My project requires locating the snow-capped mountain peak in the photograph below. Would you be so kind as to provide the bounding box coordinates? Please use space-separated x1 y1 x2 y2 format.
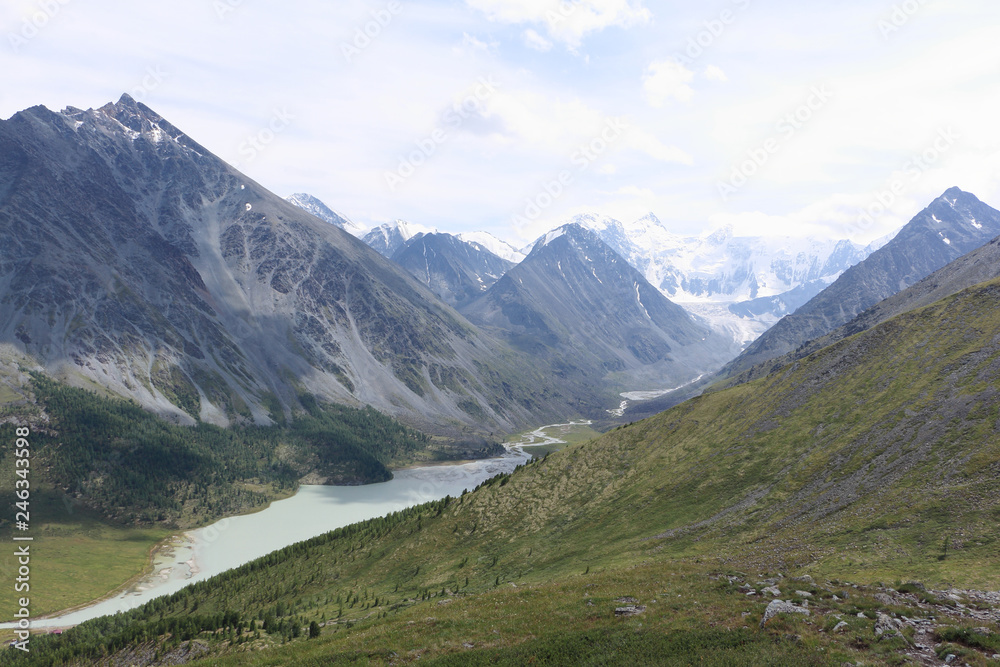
539 226 569 248
392 219 434 241
286 193 367 236
535 213 633 260
361 219 437 257
704 224 734 246
527 212 883 349
628 212 666 233
456 231 525 263
567 212 621 232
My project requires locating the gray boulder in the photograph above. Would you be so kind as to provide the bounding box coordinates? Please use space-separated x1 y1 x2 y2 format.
615 605 646 617
874 612 903 639
760 600 809 628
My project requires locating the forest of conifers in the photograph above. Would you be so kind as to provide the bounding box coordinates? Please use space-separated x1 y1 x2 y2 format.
0 374 430 527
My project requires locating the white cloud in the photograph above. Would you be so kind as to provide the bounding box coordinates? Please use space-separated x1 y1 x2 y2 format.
706 22 1000 219
7 0 1000 247
458 32 496 54
612 185 656 198
484 88 606 150
479 87 692 166
642 60 694 107
704 65 728 82
465 0 651 49
523 28 553 52
625 127 693 165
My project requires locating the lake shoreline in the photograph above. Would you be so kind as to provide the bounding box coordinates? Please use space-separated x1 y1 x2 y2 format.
3 421 596 631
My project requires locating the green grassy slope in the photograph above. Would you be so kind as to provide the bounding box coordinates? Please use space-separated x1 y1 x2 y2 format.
10 277 1000 665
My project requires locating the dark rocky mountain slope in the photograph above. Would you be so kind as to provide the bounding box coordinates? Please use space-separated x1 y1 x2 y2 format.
0 96 570 434
390 232 514 309
722 187 1000 377
721 232 1000 386
460 224 739 394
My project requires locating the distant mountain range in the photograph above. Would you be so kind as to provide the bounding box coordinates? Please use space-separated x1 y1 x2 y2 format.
563 212 889 346
722 187 1000 378
354 218 525 264
291 206 739 395
8 94 997 440
354 219 738 397
361 219 434 257
290 197 888 348
455 231 526 263
390 233 515 309
1 96 750 435
459 223 739 393
720 230 1000 388
0 95 584 434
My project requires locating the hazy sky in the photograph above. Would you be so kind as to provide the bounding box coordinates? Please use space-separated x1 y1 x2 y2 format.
2 0 998 245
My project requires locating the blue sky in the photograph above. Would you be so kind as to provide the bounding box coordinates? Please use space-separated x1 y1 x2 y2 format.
2 0 998 245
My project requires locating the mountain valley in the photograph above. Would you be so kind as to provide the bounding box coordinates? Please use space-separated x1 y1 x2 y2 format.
0 96 590 439
297 199 892 352
9 237 1000 666
3 95 1000 667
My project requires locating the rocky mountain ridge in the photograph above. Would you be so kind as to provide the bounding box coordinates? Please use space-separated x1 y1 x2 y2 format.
0 95 573 434
460 223 739 395
390 233 515 309
285 193 367 236
720 231 1000 387
722 186 1000 377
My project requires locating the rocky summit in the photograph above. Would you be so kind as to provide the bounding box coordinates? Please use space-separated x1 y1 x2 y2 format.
722 187 1000 377
460 223 739 394
0 95 572 434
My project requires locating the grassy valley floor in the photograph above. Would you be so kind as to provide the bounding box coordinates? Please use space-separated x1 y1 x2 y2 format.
0 494 170 621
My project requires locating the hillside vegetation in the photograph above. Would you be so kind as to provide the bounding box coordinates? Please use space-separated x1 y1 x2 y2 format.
1 374 432 526
0 370 437 618
9 277 1000 665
